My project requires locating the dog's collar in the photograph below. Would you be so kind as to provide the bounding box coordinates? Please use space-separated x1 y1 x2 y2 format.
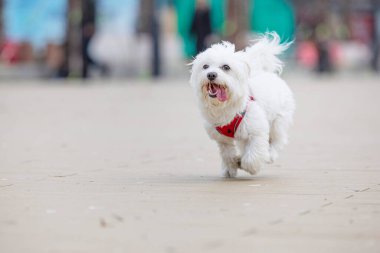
215 96 254 138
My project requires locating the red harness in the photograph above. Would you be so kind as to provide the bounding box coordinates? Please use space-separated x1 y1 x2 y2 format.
215 96 254 138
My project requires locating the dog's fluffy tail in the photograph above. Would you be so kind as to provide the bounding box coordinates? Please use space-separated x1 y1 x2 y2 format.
244 32 292 74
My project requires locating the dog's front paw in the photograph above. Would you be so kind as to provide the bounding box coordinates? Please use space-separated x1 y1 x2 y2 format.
221 160 239 178
221 167 237 178
268 147 279 164
241 155 262 175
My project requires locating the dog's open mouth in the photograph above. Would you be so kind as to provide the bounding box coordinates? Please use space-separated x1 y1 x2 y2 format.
207 83 228 102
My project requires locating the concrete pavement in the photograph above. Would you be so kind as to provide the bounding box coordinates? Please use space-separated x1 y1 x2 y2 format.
0 75 380 253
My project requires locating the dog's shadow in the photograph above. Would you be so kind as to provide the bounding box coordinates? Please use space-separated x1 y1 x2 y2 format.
134 173 280 186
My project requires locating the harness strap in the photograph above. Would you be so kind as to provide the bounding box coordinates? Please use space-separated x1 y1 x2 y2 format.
215 96 254 138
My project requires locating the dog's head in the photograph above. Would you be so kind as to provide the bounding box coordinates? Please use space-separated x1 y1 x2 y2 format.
189 42 250 107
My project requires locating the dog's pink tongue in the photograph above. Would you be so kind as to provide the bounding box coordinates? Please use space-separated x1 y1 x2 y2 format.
216 87 227 102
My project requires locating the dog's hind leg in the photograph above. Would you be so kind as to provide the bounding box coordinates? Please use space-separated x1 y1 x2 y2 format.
268 115 291 163
217 142 240 178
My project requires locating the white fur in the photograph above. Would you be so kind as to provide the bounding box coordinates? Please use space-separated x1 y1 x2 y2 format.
189 32 295 177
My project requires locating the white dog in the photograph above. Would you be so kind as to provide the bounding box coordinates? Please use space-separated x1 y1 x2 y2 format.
189 32 295 177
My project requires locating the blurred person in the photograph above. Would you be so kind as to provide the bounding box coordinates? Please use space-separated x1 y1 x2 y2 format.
46 43 65 78
372 0 380 72
81 0 109 78
314 20 333 73
136 0 161 77
190 0 212 54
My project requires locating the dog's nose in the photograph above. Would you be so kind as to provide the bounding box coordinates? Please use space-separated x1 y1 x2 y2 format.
207 72 217 81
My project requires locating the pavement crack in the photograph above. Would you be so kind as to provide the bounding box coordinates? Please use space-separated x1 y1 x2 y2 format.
269 218 283 225
298 209 311 216
0 184 13 188
112 213 124 222
321 202 333 207
241 228 257 236
52 173 77 178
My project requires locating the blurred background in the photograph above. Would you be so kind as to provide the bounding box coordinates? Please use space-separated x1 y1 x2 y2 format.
0 0 379 79
1 2 380 251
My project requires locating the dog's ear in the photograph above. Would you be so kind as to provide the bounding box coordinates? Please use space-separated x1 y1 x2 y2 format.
187 58 196 86
189 70 195 87
243 60 251 78
189 65 197 87
186 57 195 67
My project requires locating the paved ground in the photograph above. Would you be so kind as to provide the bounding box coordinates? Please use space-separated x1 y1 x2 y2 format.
0 75 380 253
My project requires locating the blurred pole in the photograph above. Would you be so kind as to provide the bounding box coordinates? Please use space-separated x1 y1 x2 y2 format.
315 0 332 73
62 0 83 78
151 0 161 77
137 0 161 78
226 0 249 50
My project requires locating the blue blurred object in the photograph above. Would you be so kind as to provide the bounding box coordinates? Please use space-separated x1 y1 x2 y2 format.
250 0 295 43
97 0 138 35
3 0 67 50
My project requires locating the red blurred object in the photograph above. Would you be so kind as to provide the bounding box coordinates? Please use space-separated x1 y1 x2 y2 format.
296 41 318 68
350 13 374 44
0 41 22 64
329 41 342 66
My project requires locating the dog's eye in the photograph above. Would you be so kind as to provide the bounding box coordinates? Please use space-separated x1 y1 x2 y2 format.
203 64 209 70
221 64 230 71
